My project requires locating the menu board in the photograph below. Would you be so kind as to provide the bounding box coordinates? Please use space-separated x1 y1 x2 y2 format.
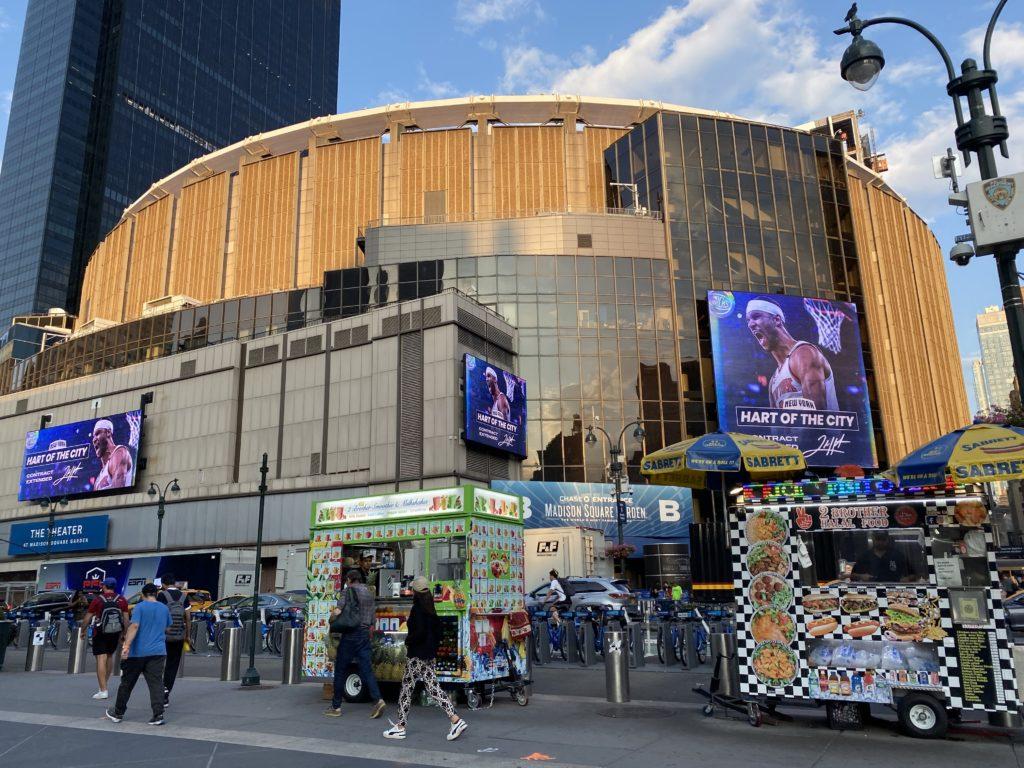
953 628 1002 708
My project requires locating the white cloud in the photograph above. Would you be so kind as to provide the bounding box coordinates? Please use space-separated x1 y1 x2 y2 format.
499 0 866 126
455 0 542 30
374 66 465 105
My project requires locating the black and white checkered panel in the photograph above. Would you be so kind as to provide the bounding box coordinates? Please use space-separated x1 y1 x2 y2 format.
733 513 810 700
937 523 1020 711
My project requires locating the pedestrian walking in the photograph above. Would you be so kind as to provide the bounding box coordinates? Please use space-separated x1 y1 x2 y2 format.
324 569 386 719
156 573 190 707
382 577 467 741
105 583 171 726
81 577 128 700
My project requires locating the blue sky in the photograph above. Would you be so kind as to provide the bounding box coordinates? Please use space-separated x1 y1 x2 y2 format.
1 0 1022 412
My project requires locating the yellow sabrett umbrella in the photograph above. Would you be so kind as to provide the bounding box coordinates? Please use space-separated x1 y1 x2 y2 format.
640 431 806 488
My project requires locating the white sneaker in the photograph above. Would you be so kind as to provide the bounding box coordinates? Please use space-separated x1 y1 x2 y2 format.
446 718 468 741
92 691 109 700
383 720 406 739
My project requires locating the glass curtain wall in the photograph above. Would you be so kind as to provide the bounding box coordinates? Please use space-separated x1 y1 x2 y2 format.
606 112 885 466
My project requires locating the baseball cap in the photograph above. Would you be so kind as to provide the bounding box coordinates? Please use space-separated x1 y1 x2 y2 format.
410 576 430 593
141 583 159 596
102 577 117 589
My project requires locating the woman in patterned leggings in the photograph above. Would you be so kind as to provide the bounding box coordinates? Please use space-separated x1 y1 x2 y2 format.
383 577 468 741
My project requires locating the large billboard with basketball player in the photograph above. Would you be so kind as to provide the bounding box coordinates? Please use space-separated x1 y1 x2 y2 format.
707 290 876 468
19 410 143 501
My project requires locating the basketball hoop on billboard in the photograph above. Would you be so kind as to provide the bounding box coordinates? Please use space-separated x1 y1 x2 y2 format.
803 298 846 354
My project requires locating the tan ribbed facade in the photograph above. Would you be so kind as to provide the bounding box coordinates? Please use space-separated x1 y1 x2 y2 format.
70 96 967 461
847 167 970 460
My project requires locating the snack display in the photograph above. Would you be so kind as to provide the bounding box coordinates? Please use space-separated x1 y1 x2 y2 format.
807 617 839 637
844 620 880 638
751 608 796 643
840 593 878 614
746 509 789 545
747 541 791 577
801 593 839 614
749 573 793 610
954 499 987 527
752 641 798 687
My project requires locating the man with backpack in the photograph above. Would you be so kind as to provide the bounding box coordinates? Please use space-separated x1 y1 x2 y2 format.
106 583 171 726
82 577 129 700
156 573 190 707
545 569 573 624
324 569 385 719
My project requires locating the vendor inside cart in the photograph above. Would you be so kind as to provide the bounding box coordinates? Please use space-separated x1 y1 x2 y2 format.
798 529 929 585
337 537 467 599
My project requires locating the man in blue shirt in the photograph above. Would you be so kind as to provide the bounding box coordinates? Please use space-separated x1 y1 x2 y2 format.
105 583 171 726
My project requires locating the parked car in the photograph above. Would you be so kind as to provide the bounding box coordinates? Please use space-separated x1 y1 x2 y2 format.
1005 591 1024 633
206 592 304 623
126 587 215 615
9 590 75 622
525 577 637 616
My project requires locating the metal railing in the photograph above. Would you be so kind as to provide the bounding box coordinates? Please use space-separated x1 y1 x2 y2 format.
361 205 663 233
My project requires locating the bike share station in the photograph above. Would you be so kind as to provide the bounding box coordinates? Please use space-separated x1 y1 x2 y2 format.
303 486 531 709
698 477 1022 737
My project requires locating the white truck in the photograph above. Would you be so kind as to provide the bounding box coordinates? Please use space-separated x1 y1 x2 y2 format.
524 526 612 592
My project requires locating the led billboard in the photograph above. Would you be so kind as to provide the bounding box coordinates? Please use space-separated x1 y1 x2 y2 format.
20 410 143 501
464 354 527 458
708 290 876 468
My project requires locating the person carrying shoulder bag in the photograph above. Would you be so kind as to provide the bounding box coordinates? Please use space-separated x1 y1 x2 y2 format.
324 569 385 719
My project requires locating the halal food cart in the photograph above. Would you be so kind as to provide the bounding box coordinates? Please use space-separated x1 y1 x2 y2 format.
303 485 530 708
727 477 1020 737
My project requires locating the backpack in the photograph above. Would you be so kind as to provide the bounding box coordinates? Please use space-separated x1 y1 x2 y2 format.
330 586 361 633
99 597 125 635
557 578 576 599
163 590 186 641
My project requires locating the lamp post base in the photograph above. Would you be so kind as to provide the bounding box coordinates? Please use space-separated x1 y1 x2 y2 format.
240 667 261 687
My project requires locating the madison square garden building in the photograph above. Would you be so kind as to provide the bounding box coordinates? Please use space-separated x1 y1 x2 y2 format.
0 96 968 589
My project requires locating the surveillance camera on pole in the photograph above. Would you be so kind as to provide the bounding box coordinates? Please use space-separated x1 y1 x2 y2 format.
950 240 976 267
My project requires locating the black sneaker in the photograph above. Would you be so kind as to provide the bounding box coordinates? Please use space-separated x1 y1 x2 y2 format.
148 715 165 726
105 709 122 723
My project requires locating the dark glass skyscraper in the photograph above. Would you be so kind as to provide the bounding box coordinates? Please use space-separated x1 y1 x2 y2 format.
0 0 340 327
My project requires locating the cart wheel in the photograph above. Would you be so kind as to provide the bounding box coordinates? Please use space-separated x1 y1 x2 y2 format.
897 693 947 739
747 703 762 728
342 671 370 703
702 703 715 717
466 687 483 711
514 689 529 707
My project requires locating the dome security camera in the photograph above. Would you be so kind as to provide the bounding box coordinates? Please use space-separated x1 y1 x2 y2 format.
949 241 975 267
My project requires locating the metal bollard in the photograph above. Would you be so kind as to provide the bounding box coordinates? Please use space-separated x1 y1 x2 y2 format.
25 626 46 671
220 626 242 681
708 632 739 697
580 621 597 667
192 620 210 653
533 621 550 665
281 627 302 684
17 619 31 647
659 623 678 665
0 620 13 670
627 623 645 668
603 628 630 703
67 629 90 674
111 644 122 676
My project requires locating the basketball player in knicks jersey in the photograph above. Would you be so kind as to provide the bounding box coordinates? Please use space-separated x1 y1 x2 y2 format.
91 418 133 489
745 297 839 411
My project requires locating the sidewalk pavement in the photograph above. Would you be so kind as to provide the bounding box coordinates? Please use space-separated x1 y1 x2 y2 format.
0 648 1022 768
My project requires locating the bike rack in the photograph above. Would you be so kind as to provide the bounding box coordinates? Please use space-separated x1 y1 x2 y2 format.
533 619 551 665
580 620 597 667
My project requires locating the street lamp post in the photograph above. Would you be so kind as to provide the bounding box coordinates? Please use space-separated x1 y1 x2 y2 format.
147 479 180 551
833 1 1024 393
241 452 269 688
585 422 646 547
38 496 69 560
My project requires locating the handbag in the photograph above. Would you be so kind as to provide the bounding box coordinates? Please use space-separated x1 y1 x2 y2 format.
329 587 361 634
508 610 532 639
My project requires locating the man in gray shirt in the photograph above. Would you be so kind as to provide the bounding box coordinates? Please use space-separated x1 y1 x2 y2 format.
325 569 385 718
